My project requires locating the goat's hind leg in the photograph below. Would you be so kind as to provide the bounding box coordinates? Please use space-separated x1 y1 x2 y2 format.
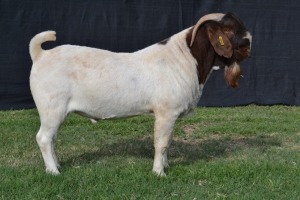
36 109 66 175
36 124 61 174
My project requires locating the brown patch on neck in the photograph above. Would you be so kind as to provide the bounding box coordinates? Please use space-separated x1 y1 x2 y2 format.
158 37 170 45
186 27 216 84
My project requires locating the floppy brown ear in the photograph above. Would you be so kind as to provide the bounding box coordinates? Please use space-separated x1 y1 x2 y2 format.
207 26 233 58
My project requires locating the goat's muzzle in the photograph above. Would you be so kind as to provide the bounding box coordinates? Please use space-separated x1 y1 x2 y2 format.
224 62 240 88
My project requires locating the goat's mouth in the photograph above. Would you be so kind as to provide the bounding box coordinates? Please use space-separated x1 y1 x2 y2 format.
224 62 240 88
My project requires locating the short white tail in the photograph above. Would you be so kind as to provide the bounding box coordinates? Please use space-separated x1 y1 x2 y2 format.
29 31 56 62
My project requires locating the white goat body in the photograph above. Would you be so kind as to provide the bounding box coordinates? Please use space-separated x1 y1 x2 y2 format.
30 30 200 119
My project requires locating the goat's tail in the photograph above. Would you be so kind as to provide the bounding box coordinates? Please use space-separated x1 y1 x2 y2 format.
29 31 56 62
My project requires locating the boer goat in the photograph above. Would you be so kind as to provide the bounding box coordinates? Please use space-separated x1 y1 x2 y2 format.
29 13 252 176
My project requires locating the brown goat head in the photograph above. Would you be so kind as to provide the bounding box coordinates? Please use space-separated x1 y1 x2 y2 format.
187 12 252 88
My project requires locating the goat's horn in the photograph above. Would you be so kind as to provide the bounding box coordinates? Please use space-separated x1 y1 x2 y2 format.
190 13 225 47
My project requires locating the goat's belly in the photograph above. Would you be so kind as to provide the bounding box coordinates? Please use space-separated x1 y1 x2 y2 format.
68 92 153 119
76 108 151 120
74 105 152 120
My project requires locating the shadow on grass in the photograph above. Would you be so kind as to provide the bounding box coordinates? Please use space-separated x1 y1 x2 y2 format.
62 135 281 167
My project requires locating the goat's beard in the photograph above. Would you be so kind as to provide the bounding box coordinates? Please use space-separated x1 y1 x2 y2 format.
224 62 241 88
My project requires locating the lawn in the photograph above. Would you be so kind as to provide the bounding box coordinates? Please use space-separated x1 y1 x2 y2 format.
1 105 300 199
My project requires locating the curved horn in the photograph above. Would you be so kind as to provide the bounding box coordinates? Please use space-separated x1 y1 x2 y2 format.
190 13 225 47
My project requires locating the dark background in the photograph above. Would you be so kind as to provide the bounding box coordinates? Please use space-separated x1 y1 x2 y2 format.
1 0 300 110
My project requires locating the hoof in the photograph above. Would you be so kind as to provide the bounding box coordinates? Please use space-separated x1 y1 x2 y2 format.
46 168 60 175
152 169 166 177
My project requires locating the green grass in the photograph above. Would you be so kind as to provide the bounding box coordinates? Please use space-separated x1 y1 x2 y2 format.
1 105 300 199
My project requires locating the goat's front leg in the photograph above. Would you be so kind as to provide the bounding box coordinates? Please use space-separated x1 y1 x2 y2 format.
152 113 177 176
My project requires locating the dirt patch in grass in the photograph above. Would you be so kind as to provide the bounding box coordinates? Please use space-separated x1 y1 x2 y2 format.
181 122 214 135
